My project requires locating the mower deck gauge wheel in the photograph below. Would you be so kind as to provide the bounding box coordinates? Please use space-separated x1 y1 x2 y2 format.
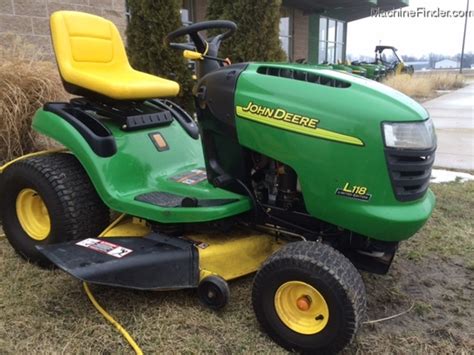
197 275 230 310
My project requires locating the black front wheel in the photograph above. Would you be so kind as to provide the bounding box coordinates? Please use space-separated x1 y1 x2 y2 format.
252 241 366 354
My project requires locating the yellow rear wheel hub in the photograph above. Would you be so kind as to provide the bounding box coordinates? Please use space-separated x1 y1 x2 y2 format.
16 188 51 241
274 281 329 335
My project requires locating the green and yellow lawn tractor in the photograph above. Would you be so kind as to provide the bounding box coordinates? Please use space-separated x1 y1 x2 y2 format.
347 65 367 78
351 61 385 81
342 62 368 78
317 63 356 76
0 12 437 354
329 63 354 74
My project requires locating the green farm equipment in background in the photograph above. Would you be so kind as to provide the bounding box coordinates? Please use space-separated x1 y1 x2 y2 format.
314 63 369 79
348 46 413 81
375 45 414 76
345 63 368 78
329 63 353 73
350 61 387 81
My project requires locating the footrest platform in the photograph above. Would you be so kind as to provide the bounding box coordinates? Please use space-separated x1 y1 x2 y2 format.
37 233 199 290
135 191 238 208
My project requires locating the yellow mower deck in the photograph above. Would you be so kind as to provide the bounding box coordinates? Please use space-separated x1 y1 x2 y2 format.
100 215 285 282
36 215 285 290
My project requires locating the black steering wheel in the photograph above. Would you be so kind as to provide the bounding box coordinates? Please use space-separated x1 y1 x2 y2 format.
165 20 237 54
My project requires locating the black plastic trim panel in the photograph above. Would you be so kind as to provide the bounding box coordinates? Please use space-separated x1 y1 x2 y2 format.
37 234 199 290
385 146 436 201
135 191 238 208
44 102 117 157
150 99 199 139
68 98 174 132
257 66 351 88
196 63 249 128
124 110 173 131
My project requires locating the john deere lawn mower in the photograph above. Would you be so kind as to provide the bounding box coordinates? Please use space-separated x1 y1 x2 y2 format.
0 11 437 353
339 62 368 78
351 61 386 81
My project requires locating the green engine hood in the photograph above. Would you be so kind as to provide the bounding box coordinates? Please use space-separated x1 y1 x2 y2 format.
234 62 434 242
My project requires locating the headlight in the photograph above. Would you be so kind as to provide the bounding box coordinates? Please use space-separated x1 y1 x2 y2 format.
383 119 437 149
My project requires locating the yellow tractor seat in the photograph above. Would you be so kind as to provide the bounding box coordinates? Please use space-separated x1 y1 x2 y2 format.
50 11 180 100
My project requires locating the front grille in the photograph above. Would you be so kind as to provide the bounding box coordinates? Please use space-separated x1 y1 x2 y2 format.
385 147 436 201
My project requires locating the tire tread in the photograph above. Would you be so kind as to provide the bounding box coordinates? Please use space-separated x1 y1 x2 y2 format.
252 241 367 354
0 153 110 264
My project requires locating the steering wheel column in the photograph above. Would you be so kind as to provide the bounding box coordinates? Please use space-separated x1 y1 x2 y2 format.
165 20 237 80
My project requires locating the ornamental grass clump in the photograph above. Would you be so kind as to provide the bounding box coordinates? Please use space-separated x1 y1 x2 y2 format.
0 37 67 164
383 73 464 99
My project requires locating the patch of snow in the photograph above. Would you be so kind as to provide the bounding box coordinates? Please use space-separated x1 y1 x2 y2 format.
430 169 474 184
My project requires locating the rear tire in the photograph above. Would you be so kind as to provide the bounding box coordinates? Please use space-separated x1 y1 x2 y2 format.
252 241 366 354
0 153 110 267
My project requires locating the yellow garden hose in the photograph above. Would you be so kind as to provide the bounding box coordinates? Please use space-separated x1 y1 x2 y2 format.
0 149 68 174
363 302 415 325
0 230 142 352
83 282 143 355
0 214 142 352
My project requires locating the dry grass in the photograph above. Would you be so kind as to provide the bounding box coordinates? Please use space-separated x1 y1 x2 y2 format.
0 37 67 164
383 73 465 99
0 181 473 354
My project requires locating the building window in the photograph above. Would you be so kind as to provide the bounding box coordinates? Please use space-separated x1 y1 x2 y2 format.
181 0 193 25
279 8 293 60
318 16 345 64
318 17 327 63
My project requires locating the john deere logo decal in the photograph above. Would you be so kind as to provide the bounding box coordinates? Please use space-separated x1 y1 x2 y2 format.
236 102 364 146
240 102 319 129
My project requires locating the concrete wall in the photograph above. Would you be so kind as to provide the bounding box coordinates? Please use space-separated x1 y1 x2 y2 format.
0 0 127 58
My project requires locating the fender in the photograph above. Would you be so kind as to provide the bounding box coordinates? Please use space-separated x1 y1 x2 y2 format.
31 109 251 223
32 109 117 210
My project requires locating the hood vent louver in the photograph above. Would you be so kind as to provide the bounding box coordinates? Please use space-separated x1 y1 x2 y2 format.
257 66 351 89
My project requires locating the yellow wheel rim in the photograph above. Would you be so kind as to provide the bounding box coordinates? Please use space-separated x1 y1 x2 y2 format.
16 188 51 241
274 281 329 335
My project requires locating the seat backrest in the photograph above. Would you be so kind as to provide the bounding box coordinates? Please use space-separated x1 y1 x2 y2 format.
50 11 129 82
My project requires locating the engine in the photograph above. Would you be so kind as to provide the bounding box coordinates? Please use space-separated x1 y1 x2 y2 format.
250 153 300 210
